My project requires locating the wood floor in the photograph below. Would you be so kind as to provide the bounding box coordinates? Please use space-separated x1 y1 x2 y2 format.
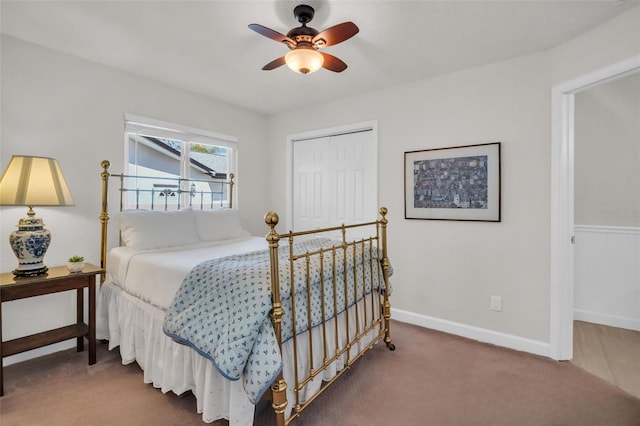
572 320 640 400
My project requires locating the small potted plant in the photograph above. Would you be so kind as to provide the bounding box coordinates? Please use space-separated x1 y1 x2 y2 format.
67 255 85 273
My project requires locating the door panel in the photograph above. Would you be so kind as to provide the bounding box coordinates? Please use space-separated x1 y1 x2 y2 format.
293 129 376 237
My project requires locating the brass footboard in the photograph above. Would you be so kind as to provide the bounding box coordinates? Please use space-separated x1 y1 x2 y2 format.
265 209 393 426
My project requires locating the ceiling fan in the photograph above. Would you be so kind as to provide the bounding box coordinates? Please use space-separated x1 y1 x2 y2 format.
248 4 359 75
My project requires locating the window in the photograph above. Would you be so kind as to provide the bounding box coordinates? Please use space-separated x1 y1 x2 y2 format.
124 114 237 210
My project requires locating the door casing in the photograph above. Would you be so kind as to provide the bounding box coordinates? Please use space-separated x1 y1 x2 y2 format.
549 55 640 360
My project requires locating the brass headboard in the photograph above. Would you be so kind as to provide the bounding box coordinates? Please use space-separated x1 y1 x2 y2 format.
99 160 235 281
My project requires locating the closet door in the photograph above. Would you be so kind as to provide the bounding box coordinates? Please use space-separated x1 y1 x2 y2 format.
292 136 331 232
292 129 377 236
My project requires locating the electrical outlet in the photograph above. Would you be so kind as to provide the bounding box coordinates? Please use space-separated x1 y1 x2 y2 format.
490 295 502 312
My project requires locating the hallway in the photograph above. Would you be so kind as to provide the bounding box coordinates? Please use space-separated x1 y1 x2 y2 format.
572 320 640 400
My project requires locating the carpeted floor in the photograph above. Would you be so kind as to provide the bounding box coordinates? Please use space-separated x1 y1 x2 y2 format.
1 320 639 426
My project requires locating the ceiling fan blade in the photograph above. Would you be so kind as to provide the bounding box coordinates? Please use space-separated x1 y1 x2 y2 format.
262 56 286 71
321 52 348 73
313 22 359 47
248 24 295 46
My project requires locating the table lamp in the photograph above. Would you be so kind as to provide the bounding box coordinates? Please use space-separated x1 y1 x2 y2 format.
0 155 75 276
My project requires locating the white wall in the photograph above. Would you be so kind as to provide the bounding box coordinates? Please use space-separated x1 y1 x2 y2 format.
268 5 640 356
0 35 271 364
575 74 640 228
269 52 554 348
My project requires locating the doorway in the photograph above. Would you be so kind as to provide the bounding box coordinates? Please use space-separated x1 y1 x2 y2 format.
550 55 640 361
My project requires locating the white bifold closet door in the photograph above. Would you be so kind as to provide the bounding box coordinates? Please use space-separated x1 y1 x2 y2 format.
292 129 377 238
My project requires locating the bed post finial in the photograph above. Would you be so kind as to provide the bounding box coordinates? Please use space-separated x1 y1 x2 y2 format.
99 161 111 282
265 211 279 228
379 206 388 223
264 211 287 425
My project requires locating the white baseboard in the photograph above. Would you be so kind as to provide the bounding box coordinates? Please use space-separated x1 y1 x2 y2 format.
574 309 640 331
391 308 552 358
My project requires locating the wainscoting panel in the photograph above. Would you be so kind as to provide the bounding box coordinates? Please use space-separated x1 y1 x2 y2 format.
574 225 640 331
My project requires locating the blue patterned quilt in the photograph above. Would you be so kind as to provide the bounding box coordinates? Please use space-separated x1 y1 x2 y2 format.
162 238 388 404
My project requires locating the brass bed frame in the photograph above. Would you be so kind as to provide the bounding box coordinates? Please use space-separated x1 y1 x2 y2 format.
99 160 394 426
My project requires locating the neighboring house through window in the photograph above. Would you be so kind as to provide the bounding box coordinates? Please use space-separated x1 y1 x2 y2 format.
124 114 237 210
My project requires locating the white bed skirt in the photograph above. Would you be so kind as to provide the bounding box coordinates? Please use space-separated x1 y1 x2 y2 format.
97 281 255 424
97 281 382 424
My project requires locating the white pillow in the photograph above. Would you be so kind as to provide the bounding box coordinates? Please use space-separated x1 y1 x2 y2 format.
119 208 200 250
194 208 250 242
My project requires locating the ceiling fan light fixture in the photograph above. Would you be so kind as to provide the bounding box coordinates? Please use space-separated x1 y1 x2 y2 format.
285 48 324 74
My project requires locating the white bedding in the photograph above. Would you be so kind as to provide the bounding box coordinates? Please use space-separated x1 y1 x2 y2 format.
106 236 267 310
98 236 380 425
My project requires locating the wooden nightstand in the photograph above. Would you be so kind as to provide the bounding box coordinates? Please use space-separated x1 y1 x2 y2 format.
0 263 103 396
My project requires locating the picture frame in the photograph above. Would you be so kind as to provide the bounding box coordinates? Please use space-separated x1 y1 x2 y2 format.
404 142 501 222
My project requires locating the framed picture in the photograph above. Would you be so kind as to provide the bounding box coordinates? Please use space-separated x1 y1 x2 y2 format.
404 142 501 222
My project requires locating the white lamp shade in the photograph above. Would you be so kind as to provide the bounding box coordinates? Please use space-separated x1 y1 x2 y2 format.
0 155 74 206
285 48 324 74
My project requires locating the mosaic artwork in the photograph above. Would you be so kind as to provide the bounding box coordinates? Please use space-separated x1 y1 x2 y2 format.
413 155 488 209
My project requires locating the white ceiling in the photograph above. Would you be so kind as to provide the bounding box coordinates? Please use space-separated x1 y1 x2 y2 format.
1 0 637 115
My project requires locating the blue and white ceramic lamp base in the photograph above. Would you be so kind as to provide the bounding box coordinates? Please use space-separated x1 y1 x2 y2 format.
9 209 51 277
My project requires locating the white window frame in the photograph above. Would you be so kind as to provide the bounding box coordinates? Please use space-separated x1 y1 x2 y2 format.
123 113 238 208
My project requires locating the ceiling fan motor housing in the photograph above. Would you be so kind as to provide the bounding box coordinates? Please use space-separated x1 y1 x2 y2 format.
287 4 319 48
294 5 315 24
